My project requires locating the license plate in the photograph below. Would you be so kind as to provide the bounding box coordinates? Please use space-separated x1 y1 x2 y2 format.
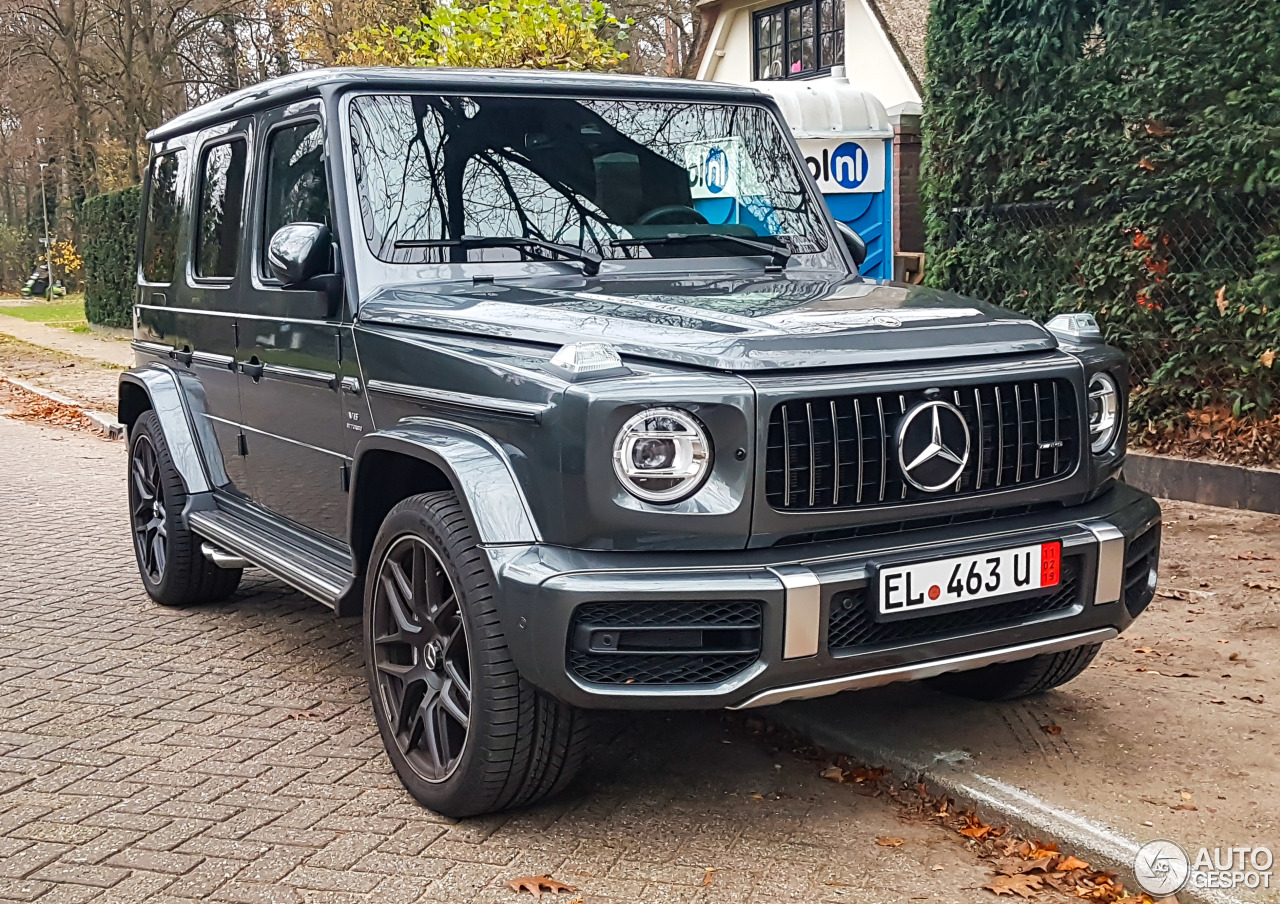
878 541 1061 616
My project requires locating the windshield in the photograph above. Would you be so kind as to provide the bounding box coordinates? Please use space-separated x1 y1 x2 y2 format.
348 93 833 268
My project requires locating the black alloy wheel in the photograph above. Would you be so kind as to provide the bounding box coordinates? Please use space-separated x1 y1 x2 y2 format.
363 492 592 818
130 433 168 583
126 410 242 606
370 534 473 782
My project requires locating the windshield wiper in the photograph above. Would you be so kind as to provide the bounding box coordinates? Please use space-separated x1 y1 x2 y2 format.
393 234 602 276
610 233 792 269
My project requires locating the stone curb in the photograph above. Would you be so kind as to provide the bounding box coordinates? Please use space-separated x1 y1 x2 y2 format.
0 373 124 439
762 705 1251 904
1126 450 1280 516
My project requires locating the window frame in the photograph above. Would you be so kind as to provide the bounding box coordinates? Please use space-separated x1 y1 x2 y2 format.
752 0 845 81
191 133 251 284
138 148 188 287
255 114 332 284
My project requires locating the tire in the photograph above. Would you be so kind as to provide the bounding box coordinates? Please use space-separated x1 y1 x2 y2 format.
927 643 1102 701
128 410 242 606
364 491 591 818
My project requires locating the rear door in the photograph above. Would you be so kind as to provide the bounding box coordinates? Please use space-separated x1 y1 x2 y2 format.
135 127 254 497
234 103 349 539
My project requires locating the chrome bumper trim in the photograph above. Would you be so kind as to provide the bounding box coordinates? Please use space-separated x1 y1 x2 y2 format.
1083 521 1126 605
728 627 1118 709
771 566 822 659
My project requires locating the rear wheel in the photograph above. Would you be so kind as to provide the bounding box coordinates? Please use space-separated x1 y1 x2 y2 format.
928 643 1102 701
364 491 591 817
128 410 242 606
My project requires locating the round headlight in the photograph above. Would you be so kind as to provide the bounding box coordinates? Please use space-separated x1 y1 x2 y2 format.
1087 372 1120 454
612 408 712 503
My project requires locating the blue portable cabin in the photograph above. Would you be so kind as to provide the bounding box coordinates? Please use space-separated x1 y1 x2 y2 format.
752 71 896 280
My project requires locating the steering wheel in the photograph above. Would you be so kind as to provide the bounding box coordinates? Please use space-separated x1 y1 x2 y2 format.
635 205 709 227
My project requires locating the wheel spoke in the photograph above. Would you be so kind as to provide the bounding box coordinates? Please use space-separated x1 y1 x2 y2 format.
418 691 445 772
439 674 470 729
132 457 154 502
380 570 421 635
444 658 471 707
151 533 166 576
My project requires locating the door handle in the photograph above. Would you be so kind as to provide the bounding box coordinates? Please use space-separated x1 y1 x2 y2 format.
239 358 265 381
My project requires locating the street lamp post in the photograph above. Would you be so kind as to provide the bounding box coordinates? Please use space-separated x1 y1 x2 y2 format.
38 162 53 302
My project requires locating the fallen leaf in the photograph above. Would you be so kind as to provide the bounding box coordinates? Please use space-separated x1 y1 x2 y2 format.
1024 841 1060 860
505 875 577 898
1245 580 1280 592
876 837 905 847
959 814 995 840
1181 791 1194 800
1133 647 1156 654
1055 855 1090 871
1138 157 1157 171
1215 285 1229 315
700 867 717 887
984 873 1045 898
1237 694 1264 704
1171 803 1198 811
1145 120 1171 137
820 765 845 783
1041 724 1063 736
1262 349 1277 369
1209 699 1227 704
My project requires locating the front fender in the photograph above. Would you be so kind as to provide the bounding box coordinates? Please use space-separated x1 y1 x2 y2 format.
350 418 542 547
118 366 212 495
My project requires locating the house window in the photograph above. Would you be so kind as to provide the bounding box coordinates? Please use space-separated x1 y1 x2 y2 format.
754 0 844 80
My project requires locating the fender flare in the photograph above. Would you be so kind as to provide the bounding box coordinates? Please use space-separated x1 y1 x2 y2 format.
118 366 212 495
350 418 541 548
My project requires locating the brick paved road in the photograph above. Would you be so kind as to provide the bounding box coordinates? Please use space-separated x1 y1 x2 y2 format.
0 416 994 904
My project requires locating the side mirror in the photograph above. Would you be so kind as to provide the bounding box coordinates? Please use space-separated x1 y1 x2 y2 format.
835 221 868 267
267 222 332 285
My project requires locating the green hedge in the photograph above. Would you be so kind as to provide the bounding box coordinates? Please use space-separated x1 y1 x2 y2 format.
922 0 1280 424
81 186 141 327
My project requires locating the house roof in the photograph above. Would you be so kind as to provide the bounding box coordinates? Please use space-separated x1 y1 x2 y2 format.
864 0 928 91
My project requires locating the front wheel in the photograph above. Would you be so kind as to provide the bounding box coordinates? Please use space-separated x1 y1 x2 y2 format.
927 643 1102 701
364 491 591 817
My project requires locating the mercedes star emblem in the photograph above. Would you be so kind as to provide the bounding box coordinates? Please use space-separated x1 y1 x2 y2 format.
897 399 971 492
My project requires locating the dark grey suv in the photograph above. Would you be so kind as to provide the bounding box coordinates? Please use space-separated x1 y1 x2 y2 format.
120 68 1161 817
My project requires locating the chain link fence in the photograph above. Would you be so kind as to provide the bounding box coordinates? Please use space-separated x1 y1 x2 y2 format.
939 188 1280 464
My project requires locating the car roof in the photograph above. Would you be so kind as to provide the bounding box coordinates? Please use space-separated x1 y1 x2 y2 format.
148 67 770 142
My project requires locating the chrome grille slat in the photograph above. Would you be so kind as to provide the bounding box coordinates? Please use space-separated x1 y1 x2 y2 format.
830 400 841 507
765 377 1078 512
854 398 864 504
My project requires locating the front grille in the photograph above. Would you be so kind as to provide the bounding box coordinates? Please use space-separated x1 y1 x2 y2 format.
828 558 1082 654
1123 523 1161 617
766 378 1078 511
568 600 762 687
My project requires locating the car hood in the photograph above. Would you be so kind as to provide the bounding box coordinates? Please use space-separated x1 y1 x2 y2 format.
356 274 1059 371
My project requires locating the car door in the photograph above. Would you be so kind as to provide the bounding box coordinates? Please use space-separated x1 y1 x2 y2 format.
136 128 254 497
233 104 349 539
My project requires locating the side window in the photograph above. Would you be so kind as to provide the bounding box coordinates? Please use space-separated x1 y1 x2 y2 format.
262 120 330 273
141 150 186 284
195 138 248 279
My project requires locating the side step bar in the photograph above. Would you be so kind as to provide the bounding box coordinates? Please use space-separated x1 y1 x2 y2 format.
189 508 353 609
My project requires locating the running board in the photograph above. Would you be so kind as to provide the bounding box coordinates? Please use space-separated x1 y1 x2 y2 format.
188 506 354 609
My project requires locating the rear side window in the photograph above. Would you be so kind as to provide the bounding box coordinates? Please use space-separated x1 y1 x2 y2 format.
262 121 330 272
195 139 248 279
141 151 186 284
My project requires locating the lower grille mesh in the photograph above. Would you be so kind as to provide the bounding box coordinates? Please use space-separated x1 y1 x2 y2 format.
828 559 1082 654
568 600 762 687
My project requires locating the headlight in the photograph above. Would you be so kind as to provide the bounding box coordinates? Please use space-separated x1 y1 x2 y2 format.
612 407 712 503
1087 372 1121 454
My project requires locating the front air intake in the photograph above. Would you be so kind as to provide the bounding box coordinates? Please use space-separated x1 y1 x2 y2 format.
567 600 762 686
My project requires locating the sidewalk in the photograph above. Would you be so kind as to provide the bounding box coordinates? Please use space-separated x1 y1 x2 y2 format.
0 311 133 368
0 315 126 415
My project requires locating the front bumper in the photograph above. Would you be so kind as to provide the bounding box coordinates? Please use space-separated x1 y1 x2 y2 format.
491 482 1161 710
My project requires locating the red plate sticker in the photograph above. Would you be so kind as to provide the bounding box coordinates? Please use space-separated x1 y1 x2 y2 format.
1041 542 1062 587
